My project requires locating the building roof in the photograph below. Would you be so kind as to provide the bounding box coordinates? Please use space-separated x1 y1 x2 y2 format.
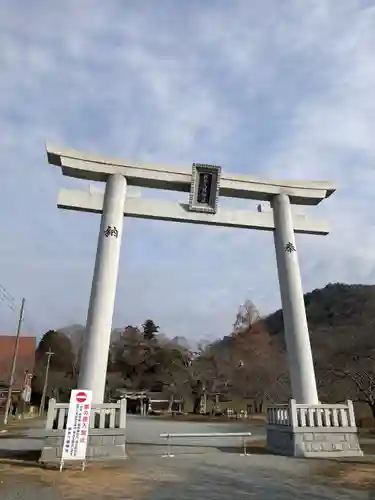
0 336 36 390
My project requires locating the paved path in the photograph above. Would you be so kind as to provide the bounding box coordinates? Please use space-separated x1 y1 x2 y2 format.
0 416 370 499
126 415 265 456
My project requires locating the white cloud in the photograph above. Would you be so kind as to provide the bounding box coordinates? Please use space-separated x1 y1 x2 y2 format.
0 0 375 342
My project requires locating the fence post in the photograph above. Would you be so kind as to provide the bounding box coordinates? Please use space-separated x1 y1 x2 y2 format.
167 434 171 457
241 436 249 456
289 399 298 428
347 400 356 428
162 434 175 458
119 398 127 429
46 398 56 430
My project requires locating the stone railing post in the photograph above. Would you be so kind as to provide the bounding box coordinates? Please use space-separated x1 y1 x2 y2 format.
347 400 356 428
46 398 56 430
119 398 127 429
289 399 299 428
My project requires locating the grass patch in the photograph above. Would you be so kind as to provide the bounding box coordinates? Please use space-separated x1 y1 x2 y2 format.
311 460 375 490
308 436 375 491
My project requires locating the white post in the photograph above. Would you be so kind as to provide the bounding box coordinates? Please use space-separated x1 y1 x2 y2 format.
272 193 319 405
78 174 126 403
202 392 207 414
347 400 356 428
289 399 299 428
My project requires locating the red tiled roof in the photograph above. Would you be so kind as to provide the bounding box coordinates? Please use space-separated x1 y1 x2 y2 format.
0 336 36 390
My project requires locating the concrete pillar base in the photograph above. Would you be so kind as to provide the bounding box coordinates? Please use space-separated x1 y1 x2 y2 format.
267 426 363 458
40 429 127 464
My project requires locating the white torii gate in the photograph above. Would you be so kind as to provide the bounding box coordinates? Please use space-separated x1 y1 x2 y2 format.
46 144 335 405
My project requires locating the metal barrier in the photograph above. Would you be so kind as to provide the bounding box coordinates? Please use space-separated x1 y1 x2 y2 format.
160 432 252 458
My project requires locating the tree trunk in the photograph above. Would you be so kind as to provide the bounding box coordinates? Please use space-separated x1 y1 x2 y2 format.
193 396 201 414
201 392 207 414
370 402 375 420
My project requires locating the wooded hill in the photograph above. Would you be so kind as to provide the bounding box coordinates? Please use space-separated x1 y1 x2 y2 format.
218 283 375 415
31 283 375 417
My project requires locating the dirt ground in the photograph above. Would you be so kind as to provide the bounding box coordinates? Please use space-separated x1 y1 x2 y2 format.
0 460 185 500
0 416 374 498
0 439 373 498
310 460 375 491
0 452 369 500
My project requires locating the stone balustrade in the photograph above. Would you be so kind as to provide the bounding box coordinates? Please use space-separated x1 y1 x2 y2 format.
266 399 362 458
40 398 127 464
267 400 356 429
46 399 126 430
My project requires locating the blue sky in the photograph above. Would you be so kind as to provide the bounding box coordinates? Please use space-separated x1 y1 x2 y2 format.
1 0 375 343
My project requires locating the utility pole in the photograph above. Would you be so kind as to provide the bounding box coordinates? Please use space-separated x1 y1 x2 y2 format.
3 298 26 425
39 348 54 416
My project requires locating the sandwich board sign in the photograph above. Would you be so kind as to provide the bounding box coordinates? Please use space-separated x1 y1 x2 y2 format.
60 389 93 471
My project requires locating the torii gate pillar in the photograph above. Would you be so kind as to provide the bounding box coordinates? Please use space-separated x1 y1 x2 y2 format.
272 193 319 405
78 174 127 403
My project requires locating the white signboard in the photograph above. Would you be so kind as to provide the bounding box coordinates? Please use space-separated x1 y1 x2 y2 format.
61 389 92 462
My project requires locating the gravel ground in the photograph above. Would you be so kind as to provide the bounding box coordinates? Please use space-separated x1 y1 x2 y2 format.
0 416 371 499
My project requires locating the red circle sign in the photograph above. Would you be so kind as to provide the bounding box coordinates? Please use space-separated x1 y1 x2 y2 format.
76 391 87 403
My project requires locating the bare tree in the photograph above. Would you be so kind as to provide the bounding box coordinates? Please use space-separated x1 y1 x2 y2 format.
233 300 261 334
159 342 194 411
322 351 375 417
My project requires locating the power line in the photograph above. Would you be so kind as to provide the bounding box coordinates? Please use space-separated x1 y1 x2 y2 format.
0 294 16 312
0 283 42 339
0 283 16 305
0 282 17 312
0 283 69 338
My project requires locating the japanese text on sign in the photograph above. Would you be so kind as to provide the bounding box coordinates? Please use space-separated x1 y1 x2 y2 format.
61 390 92 462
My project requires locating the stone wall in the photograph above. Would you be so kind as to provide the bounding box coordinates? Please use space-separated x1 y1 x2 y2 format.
267 426 363 458
266 399 363 458
294 428 362 457
267 427 294 456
